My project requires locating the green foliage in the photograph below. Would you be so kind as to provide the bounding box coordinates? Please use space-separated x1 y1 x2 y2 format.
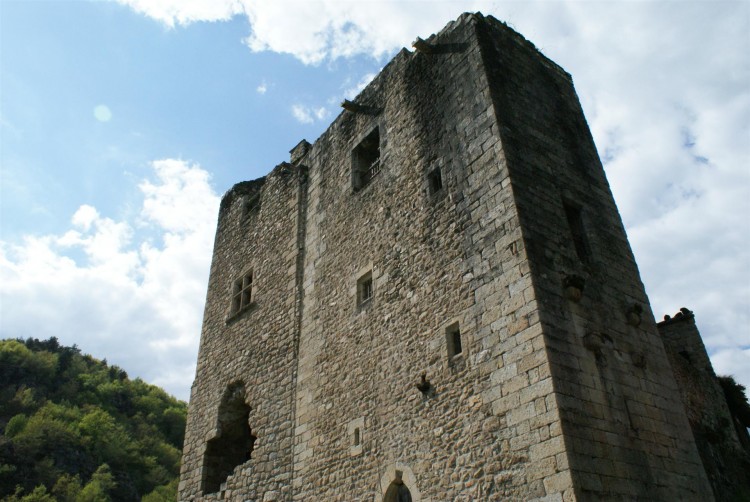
8 485 57 502
4 415 27 438
78 464 115 502
0 338 187 501
718 375 750 427
142 477 179 502
51 474 81 502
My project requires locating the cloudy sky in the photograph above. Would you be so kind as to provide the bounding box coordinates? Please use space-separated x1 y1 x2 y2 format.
1 0 748 401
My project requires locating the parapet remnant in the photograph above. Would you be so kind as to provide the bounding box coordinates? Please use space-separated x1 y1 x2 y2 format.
661 307 695 324
412 36 434 54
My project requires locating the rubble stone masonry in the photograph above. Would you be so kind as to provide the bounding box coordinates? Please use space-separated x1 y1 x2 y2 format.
179 13 741 501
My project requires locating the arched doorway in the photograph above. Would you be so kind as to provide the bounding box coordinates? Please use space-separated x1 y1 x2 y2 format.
383 470 412 502
379 464 421 502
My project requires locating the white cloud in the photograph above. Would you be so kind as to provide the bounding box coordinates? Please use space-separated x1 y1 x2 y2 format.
314 107 329 121
115 0 482 63
256 81 267 94
291 104 313 124
291 104 330 124
107 0 750 391
344 72 377 100
115 0 244 27
0 160 220 400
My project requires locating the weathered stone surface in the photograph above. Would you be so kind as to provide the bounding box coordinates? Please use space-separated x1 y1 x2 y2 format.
178 12 736 502
659 310 750 501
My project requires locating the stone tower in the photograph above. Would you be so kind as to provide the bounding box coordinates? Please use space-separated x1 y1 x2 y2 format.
178 13 726 501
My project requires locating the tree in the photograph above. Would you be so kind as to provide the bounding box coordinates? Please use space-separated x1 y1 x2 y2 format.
718 375 750 427
52 474 82 502
78 464 116 502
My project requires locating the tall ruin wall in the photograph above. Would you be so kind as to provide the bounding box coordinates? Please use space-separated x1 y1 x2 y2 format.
179 13 726 502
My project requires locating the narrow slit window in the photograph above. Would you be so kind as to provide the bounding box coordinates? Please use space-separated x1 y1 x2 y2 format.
446 322 462 361
232 271 253 314
352 128 381 190
428 167 443 194
563 202 590 262
348 417 364 456
357 271 373 307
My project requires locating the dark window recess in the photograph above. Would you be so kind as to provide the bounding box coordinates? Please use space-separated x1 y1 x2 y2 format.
358 272 373 307
201 383 255 495
352 128 381 190
446 323 462 360
243 194 260 216
232 272 253 314
563 202 590 262
353 427 361 446
428 167 443 194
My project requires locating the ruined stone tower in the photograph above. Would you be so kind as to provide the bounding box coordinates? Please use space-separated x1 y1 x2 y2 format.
179 13 747 501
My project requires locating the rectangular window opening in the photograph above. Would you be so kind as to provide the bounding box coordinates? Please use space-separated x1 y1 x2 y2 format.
352 128 381 190
563 202 590 262
353 427 360 446
446 322 462 361
231 271 253 314
428 167 443 194
357 271 373 307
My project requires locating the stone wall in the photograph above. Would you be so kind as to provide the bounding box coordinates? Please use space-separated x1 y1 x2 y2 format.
291 13 566 502
659 309 750 500
475 17 714 500
180 12 720 502
179 163 306 501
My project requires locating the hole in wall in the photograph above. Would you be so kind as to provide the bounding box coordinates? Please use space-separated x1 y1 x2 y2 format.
201 383 254 495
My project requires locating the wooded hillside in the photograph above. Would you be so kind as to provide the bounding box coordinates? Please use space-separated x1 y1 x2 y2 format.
0 338 186 501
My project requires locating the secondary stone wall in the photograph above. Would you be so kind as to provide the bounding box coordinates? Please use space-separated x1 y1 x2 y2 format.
179 164 306 501
659 309 750 500
476 17 713 500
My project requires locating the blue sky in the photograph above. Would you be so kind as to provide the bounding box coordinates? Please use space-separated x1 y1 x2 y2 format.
1 0 381 240
1 0 748 400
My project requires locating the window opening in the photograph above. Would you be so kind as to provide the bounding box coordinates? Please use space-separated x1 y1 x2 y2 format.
352 128 381 190
201 383 254 495
242 194 261 216
348 417 364 456
563 202 590 262
232 271 253 314
428 167 443 194
358 271 373 307
446 323 462 361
